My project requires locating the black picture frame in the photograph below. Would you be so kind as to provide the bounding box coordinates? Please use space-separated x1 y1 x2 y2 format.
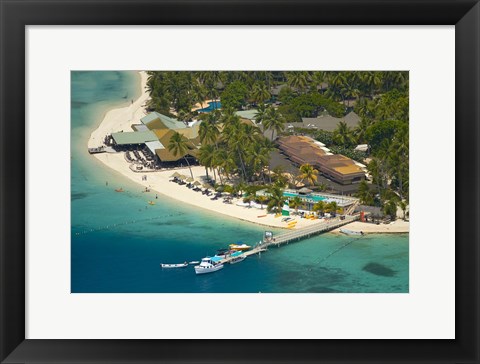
1 1 479 363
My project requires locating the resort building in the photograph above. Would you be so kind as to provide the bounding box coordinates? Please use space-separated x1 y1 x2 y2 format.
285 111 360 132
110 112 201 166
277 135 366 185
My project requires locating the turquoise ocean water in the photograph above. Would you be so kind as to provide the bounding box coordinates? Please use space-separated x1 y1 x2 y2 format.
71 71 409 293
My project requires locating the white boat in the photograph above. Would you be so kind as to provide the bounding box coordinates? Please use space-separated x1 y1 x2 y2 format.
189 261 200 265
229 251 246 264
161 262 188 268
339 228 364 236
194 257 224 275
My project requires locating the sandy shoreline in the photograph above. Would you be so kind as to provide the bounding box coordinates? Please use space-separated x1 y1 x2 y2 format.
88 71 150 149
87 72 409 233
330 220 409 234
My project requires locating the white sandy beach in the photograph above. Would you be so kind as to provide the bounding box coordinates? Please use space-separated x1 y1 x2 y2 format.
88 71 150 149
331 220 409 234
87 71 410 232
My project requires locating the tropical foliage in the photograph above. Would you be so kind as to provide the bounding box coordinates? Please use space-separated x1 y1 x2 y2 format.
146 71 409 218
167 132 194 179
298 163 318 186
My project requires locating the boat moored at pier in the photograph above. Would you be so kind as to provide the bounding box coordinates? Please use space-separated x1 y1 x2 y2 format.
194 257 224 275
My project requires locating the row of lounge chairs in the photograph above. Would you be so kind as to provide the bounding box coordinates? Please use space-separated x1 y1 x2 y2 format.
170 177 236 203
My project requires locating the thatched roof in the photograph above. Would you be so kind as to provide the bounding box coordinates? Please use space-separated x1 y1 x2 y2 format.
298 187 313 194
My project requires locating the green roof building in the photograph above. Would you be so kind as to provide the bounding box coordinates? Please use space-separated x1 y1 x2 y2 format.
140 112 185 130
111 130 158 145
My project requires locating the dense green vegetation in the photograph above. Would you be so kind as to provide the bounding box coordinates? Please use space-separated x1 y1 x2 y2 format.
146 71 409 218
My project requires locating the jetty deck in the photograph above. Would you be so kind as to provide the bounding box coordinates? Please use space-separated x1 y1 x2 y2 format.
220 214 360 264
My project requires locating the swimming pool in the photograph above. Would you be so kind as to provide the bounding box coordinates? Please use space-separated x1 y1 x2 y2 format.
283 192 327 202
197 100 221 112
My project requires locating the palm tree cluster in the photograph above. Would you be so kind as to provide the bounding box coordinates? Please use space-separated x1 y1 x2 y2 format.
365 125 409 219
146 71 409 219
254 104 287 141
146 71 408 117
312 200 339 217
196 108 276 185
146 71 281 116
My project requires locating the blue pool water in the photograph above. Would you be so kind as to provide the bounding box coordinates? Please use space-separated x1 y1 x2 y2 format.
284 192 327 202
71 71 409 293
197 100 221 112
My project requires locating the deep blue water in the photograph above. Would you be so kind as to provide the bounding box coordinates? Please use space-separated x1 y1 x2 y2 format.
71 71 409 293
198 100 221 112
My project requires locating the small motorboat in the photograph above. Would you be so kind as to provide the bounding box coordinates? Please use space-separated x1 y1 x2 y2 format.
188 261 200 265
340 228 364 236
215 248 231 258
194 257 224 275
115 188 124 192
229 243 251 251
229 251 246 264
161 262 188 268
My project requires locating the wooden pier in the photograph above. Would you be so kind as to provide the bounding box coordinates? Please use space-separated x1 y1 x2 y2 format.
220 214 360 264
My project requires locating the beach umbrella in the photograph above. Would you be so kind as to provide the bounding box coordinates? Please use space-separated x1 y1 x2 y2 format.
193 181 201 186
203 183 213 189
186 177 194 182
170 172 182 178
178 174 187 180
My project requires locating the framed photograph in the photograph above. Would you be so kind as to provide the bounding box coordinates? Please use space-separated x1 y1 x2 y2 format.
1 0 478 363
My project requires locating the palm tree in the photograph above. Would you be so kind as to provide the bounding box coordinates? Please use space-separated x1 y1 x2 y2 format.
327 201 339 216
247 142 269 182
299 163 318 186
198 144 215 180
357 180 374 205
382 199 398 220
263 106 286 141
199 118 220 146
251 82 271 105
361 71 382 97
312 71 327 91
236 181 248 198
354 118 372 145
215 148 236 182
168 132 194 179
266 185 286 213
254 103 268 126
333 121 356 147
313 200 326 217
326 72 348 102
286 71 309 94
243 188 256 205
223 118 248 180
257 195 268 209
289 196 303 215
318 182 328 192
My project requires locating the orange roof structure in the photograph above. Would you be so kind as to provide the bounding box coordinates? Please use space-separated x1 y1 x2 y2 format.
277 135 365 185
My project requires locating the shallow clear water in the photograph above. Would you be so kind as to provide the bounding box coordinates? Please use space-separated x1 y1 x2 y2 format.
71 72 409 293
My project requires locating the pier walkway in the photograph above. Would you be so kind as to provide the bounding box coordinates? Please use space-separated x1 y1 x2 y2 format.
220 214 360 264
